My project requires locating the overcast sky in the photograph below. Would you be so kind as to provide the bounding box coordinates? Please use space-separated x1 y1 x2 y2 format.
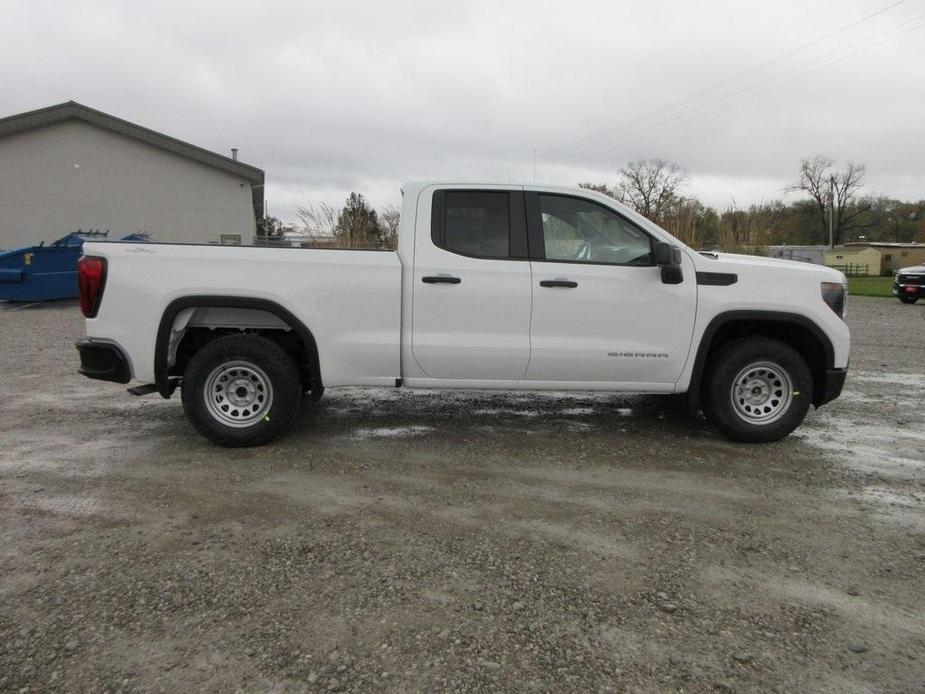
2 0 924 221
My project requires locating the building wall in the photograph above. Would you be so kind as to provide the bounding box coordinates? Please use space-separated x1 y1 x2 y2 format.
873 247 925 273
825 247 882 276
0 120 257 249
767 246 827 265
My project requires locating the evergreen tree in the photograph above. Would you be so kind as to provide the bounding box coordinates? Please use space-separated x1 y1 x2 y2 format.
336 192 381 248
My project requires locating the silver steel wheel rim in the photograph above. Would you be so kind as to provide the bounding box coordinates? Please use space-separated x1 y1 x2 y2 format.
730 361 793 425
203 360 273 428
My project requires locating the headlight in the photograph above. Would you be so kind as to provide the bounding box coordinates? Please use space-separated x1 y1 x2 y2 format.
821 282 846 319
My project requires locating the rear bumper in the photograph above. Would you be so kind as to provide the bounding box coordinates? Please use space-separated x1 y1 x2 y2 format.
76 339 131 384
816 366 848 407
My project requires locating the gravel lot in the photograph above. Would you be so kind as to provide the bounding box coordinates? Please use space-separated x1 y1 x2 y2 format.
1 296 923 693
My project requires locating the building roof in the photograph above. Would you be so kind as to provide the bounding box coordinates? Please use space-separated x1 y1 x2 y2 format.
0 101 264 219
845 241 925 248
767 245 830 250
827 246 880 254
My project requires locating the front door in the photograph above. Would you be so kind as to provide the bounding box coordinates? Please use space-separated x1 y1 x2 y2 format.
524 192 696 384
411 188 533 380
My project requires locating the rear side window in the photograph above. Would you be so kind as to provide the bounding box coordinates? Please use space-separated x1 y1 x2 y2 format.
439 191 510 258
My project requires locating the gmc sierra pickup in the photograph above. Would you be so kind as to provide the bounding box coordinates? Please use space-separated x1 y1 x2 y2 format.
893 263 925 303
75 183 850 447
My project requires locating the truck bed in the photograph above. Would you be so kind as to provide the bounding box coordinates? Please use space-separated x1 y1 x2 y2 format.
82 242 402 386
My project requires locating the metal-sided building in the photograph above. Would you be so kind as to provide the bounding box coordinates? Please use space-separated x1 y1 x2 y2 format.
824 246 883 277
845 242 925 274
766 245 828 265
0 101 264 250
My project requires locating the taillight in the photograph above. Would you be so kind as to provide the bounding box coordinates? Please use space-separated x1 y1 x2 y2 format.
78 256 107 318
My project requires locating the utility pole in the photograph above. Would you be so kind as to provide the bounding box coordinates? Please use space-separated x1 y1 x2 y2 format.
827 174 836 248
532 149 536 184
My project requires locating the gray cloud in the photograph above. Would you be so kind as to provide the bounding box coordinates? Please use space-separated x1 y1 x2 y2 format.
2 0 923 219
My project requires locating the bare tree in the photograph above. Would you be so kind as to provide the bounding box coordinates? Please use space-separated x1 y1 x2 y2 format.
717 200 775 254
787 155 870 246
616 159 687 222
380 204 400 250
295 202 339 239
659 197 716 250
578 182 617 198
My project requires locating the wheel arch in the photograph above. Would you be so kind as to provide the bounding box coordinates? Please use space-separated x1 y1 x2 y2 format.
154 296 322 398
687 311 835 411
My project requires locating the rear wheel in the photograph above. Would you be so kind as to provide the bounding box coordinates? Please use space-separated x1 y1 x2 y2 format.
181 334 301 447
899 294 918 304
703 336 812 443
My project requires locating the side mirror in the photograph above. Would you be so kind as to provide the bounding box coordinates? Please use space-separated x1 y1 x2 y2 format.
654 241 683 284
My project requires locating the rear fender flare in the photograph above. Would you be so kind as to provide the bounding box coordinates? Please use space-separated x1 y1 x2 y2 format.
154 296 322 398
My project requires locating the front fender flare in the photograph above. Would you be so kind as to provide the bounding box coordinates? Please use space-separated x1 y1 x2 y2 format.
686 310 835 412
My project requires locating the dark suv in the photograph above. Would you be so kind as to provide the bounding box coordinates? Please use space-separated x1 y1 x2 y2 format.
894 265 925 304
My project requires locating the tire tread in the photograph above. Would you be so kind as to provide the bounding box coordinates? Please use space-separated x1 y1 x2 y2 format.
703 336 812 443
181 334 301 447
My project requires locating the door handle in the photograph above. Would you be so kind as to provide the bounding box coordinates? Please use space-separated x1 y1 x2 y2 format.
539 280 578 288
422 275 461 284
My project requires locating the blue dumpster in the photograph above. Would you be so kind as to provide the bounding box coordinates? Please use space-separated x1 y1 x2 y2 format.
0 231 150 302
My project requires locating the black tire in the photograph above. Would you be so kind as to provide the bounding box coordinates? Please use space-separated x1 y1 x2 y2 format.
899 294 918 304
181 334 301 447
703 336 812 443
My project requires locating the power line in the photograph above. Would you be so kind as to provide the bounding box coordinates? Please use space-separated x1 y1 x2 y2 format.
674 18 924 138
536 9 923 170
669 17 924 127
506 0 911 179
536 0 908 166
539 0 908 165
559 12 925 168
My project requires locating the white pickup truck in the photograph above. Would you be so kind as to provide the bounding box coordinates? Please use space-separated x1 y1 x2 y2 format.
76 183 849 447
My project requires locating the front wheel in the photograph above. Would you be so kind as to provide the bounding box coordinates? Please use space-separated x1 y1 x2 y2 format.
703 336 812 443
181 334 302 447
899 294 918 304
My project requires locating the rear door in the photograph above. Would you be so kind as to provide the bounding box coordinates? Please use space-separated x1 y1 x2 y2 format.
411 187 532 380
525 191 696 384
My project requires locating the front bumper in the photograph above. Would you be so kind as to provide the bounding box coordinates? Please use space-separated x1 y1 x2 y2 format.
893 283 924 298
817 366 848 407
76 339 131 384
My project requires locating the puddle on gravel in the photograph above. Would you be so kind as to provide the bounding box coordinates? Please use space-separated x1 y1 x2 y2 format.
851 372 925 388
350 425 434 440
12 490 117 520
796 370 925 480
853 486 923 507
839 486 925 531
835 390 880 404
472 408 542 417
558 407 597 416
702 565 924 636
795 417 924 479
798 370 925 530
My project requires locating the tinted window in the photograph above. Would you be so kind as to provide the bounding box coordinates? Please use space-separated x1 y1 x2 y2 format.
443 191 510 258
539 194 652 266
